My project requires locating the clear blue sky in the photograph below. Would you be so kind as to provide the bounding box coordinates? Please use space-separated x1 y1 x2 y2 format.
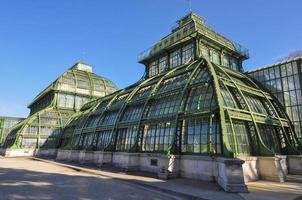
0 0 301 117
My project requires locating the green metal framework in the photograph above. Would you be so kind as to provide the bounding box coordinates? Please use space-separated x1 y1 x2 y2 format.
4 62 118 149
248 57 302 143
59 57 301 158
0 116 24 147
58 12 301 158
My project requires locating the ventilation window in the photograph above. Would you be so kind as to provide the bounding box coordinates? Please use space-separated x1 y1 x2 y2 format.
150 159 158 166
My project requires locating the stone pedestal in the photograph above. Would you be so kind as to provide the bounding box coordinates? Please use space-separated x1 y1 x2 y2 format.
287 155 302 175
258 156 285 182
240 156 259 182
216 157 248 193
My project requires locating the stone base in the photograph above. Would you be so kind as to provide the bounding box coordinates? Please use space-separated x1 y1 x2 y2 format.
287 155 302 175
0 148 35 157
216 157 248 193
139 153 180 178
258 156 286 182
0 148 58 158
180 155 217 181
240 157 259 182
112 152 140 171
35 149 58 158
56 149 112 166
55 150 247 192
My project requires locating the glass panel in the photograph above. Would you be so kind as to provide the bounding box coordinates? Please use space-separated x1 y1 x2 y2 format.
142 122 175 152
185 85 216 113
96 130 112 151
116 126 138 151
223 55 229 67
149 60 158 77
170 49 181 68
182 43 193 64
158 56 168 73
146 91 182 118
201 46 209 60
212 50 220 65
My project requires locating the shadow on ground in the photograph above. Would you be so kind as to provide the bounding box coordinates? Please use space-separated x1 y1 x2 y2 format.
0 166 173 200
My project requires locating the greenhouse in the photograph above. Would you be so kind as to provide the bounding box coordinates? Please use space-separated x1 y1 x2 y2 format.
3 62 117 154
2 12 302 192
59 13 301 158
60 58 301 158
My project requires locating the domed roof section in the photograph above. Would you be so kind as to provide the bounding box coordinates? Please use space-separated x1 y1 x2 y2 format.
55 62 118 97
28 62 118 108
59 58 301 157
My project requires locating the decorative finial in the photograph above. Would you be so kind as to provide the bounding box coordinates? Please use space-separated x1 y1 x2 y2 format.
187 0 192 12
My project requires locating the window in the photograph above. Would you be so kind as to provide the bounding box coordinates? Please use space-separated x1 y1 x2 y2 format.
158 56 168 73
99 111 119 126
157 72 190 93
201 46 209 60
146 91 182 118
96 130 112 151
142 122 175 152
79 133 95 149
170 49 181 68
149 60 158 77
75 96 89 110
84 115 100 128
223 55 229 67
58 93 74 109
122 105 144 122
220 85 239 109
185 85 216 113
211 50 220 65
181 116 220 154
116 126 138 151
230 58 238 71
225 120 251 155
182 43 194 63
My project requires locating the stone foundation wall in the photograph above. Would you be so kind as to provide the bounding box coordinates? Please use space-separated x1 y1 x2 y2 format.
35 149 58 158
55 150 247 192
180 155 217 181
0 148 57 158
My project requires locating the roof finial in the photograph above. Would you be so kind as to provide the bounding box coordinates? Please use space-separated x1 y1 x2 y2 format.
187 0 192 12
80 51 87 62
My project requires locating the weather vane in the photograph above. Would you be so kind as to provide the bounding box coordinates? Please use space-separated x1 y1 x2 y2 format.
187 0 192 12
80 51 87 62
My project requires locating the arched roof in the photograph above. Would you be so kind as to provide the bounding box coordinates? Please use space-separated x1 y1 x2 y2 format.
28 62 118 108
60 58 301 157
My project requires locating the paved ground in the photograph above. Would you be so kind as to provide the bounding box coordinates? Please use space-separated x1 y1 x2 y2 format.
1 157 302 200
0 157 178 200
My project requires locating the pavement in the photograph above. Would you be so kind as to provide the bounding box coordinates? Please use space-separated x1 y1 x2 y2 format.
1 157 302 200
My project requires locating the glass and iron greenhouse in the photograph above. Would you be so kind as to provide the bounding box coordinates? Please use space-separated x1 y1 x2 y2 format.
58 13 301 158
3 62 117 150
248 57 302 144
2 12 302 192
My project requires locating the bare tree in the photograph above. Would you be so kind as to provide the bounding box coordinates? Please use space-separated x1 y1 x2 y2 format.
278 50 302 62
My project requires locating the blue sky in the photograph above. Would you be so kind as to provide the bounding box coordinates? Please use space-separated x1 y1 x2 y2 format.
0 0 301 117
